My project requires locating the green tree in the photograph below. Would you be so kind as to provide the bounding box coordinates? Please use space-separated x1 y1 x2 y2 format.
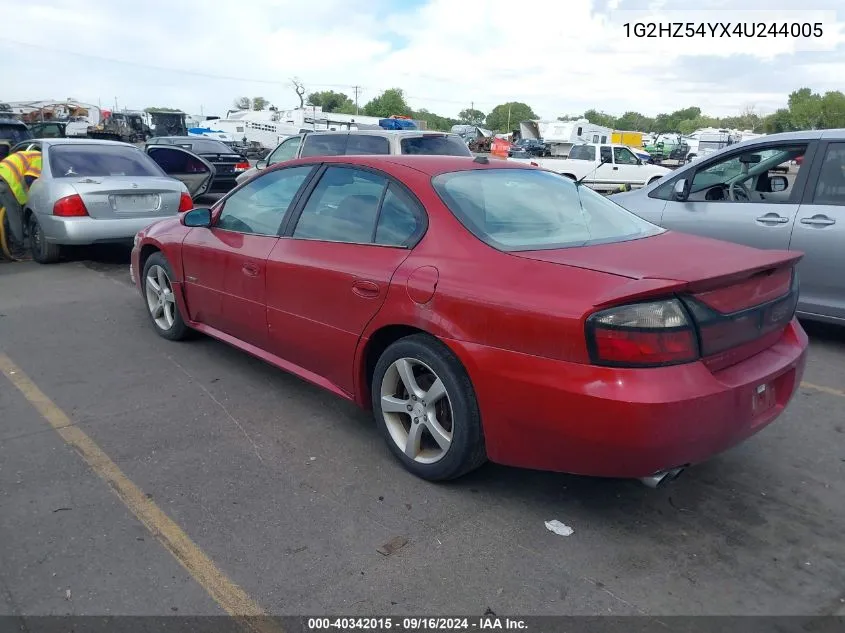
485 102 538 132
307 90 356 114
233 97 251 110
762 108 794 133
614 111 651 131
252 97 269 110
819 91 845 128
362 88 412 118
582 109 617 128
458 108 486 125
413 108 459 131
143 106 181 113
788 88 823 129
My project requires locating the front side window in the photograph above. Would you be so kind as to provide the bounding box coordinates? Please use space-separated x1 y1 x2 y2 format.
216 165 313 236
293 167 387 243
267 136 302 165
690 144 807 201
599 146 612 163
613 147 639 165
813 142 845 205
432 168 662 251
300 133 348 157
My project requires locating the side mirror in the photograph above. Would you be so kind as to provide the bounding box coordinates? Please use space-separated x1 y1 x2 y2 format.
673 178 690 201
769 175 788 192
181 208 212 227
255 159 267 170
636 157 643 165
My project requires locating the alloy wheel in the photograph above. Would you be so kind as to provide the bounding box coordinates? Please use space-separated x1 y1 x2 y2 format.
145 264 177 330
380 358 454 464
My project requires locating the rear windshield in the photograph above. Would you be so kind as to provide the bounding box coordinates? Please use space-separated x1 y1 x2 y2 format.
400 135 472 156
49 144 163 178
568 145 595 160
432 168 663 252
184 139 237 154
0 124 33 144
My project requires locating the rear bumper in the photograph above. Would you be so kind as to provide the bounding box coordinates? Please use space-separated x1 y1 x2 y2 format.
208 176 239 193
38 214 174 246
444 319 808 478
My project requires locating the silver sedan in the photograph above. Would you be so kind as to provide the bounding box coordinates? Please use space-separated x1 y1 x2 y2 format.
612 129 845 325
11 138 208 264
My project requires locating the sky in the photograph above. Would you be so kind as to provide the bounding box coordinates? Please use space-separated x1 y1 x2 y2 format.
2 0 845 121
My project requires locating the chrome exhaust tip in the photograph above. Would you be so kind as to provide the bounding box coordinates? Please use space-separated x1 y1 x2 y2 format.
638 466 686 489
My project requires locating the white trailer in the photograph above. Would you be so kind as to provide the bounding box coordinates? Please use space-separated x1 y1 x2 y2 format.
519 118 612 157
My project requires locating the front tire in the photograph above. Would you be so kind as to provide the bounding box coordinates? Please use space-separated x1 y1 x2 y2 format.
142 252 191 341
371 334 486 481
28 214 62 264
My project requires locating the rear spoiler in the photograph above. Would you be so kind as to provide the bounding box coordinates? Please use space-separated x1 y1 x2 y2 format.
592 250 803 309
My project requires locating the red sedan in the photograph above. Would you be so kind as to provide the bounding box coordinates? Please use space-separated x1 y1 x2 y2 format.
131 155 808 485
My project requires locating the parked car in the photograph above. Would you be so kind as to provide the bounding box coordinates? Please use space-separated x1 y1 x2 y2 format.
235 129 472 185
612 129 845 325
510 142 671 193
131 155 808 484
508 138 548 158
7 138 197 263
145 136 250 195
0 118 32 159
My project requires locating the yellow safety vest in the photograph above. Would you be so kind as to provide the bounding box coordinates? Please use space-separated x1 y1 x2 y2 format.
0 151 42 205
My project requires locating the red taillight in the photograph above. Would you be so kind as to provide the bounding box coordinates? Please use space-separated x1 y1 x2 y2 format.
234 162 250 172
178 192 193 212
586 299 699 367
53 194 89 217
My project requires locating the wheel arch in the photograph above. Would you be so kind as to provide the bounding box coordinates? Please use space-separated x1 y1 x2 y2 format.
355 324 430 409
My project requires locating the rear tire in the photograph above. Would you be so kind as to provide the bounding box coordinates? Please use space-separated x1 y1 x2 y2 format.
371 334 486 481
28 215 62 264
141 252 191 341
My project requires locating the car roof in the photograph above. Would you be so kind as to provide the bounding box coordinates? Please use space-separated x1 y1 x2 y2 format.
279 154 535 177
306 129 455 137
0 118 27 126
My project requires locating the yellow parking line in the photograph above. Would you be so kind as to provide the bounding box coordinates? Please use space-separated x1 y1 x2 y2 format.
800 381 845 399
0 353 282 633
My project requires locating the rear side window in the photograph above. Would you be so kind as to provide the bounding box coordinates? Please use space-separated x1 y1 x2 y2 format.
293 167 386 243
568 145 595 161
0 124 32 144
375 184 421 246
812 142 845 205
50 145 163 178
400 135 472 156
300 134 348 157
346 134 390 155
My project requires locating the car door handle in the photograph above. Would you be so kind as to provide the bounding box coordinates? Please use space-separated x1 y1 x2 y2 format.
612 166 618 170
800 215 836 227
755 214 790 224
352 280 380 298
242 263 260 277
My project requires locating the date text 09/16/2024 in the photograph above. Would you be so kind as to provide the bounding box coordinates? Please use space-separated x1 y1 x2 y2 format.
623 22 823 38
306 617 528 631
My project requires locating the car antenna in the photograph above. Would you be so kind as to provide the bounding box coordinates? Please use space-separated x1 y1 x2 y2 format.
473 155 489 164
575 150 610 187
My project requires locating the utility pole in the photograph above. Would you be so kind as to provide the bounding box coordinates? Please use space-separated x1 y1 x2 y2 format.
353 86 360 115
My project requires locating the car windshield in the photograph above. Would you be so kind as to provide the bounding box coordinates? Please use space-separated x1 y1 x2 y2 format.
432 168 663 252
400 135 472 156
185 139 236 154
49 144 164 178
0 124 33 144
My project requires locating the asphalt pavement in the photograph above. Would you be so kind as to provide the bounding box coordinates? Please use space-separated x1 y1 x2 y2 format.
1 246 844 618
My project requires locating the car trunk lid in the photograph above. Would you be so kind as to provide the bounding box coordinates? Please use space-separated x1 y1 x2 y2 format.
200 152 246 175
516 231 802 370
68 177 183 219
